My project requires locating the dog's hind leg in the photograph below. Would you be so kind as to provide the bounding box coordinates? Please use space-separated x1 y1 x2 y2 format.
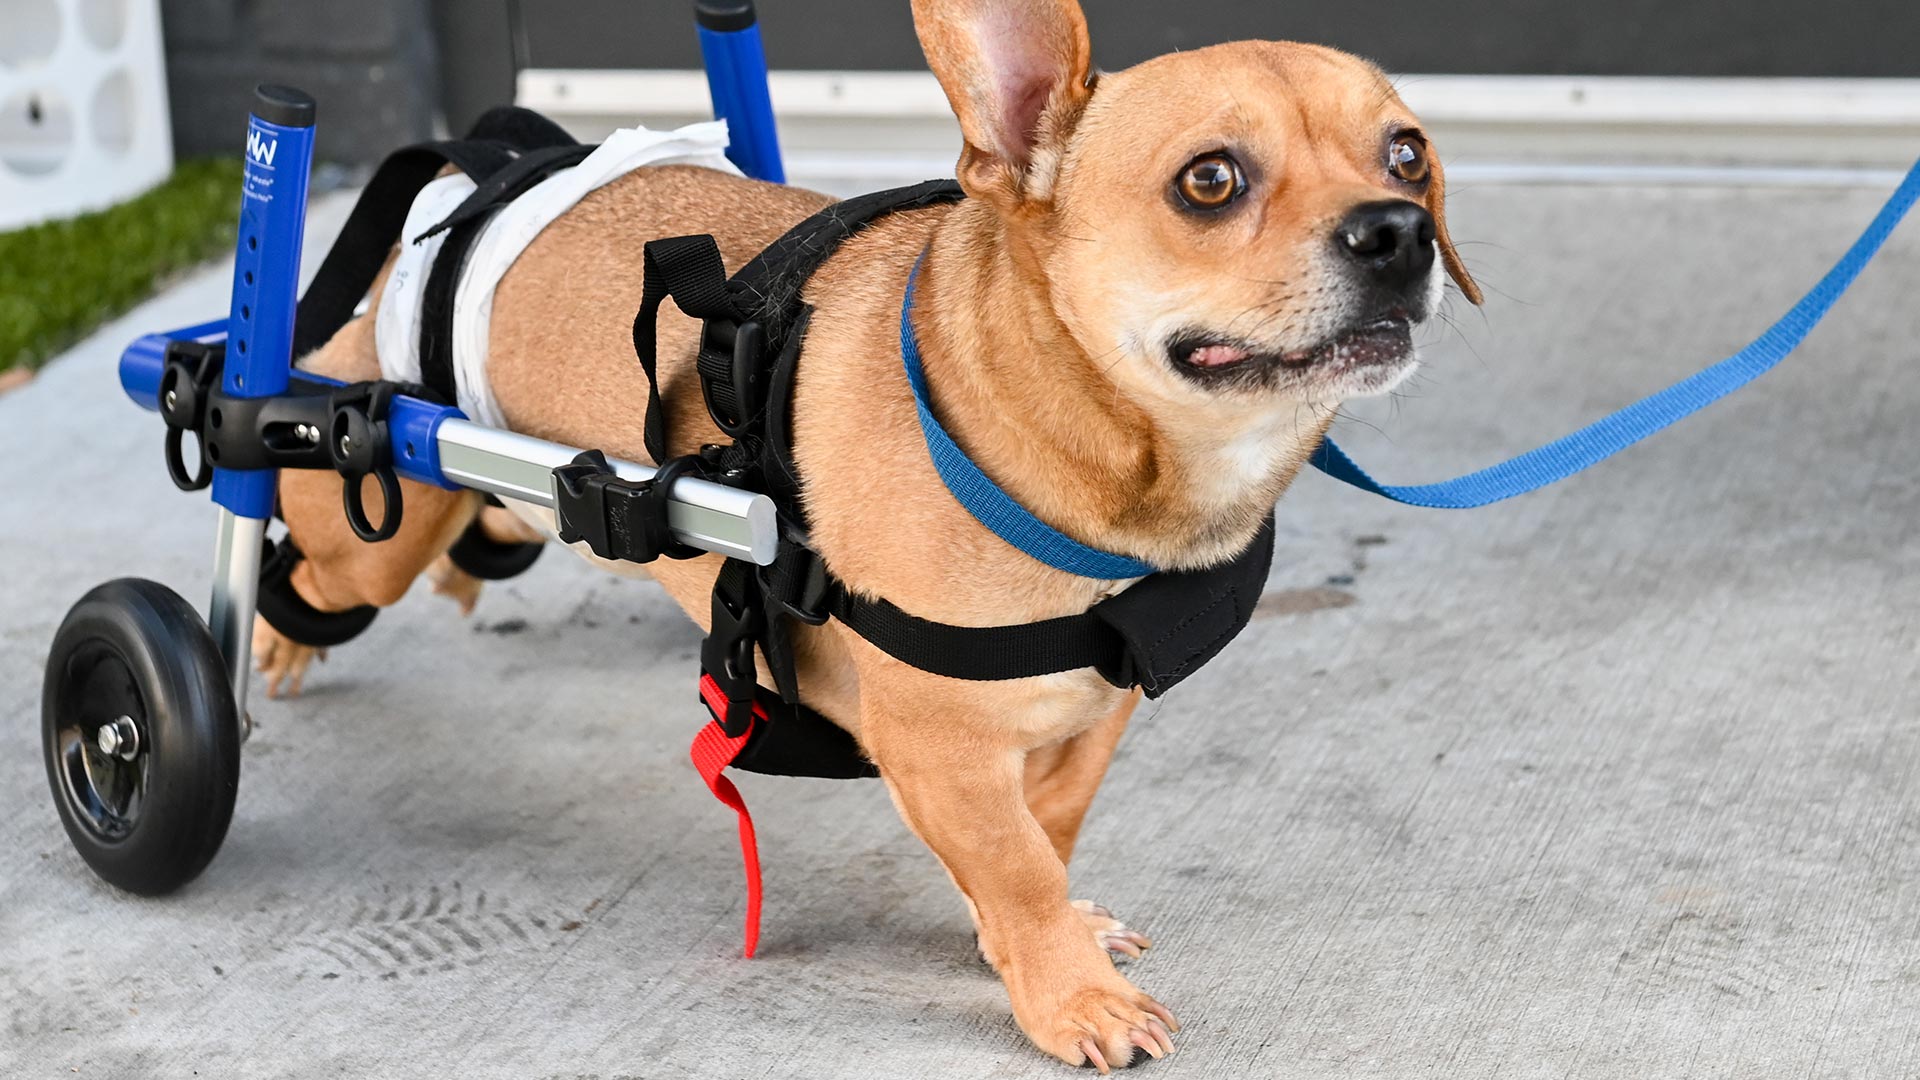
423 505 545 615
254 309 485 696
864 684 1176 1072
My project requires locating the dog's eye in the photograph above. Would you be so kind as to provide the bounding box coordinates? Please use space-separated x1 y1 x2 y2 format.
1387 136 1430 185
1174 153 1245 211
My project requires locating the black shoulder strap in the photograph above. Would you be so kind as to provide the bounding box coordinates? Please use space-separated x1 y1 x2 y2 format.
416 143 595 406
728 179 965 336
292 141 511 360
631 234 736 464
291 105 582 362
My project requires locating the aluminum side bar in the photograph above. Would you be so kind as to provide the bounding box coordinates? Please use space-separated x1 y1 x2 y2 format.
434 418 779 565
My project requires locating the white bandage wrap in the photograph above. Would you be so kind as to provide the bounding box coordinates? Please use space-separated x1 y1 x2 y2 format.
374 121 742 427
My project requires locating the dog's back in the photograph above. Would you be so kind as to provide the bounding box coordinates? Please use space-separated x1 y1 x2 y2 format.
486 164 833 463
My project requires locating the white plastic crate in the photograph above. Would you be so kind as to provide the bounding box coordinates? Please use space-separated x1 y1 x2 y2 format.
0 0 173 230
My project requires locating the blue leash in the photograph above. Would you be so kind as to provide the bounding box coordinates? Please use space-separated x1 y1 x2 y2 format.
901 158 1920 576
1310 157 1920 507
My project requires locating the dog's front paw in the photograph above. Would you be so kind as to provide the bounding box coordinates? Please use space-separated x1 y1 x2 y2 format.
251 616 325 699
426 554 484 616
1021 981 1178 1073
1073 900 1153 961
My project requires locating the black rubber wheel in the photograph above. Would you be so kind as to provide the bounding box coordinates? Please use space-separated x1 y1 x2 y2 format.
42 578 241 895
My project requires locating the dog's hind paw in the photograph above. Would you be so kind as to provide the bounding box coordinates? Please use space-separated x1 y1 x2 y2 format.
252 616 325 699
427 554 484 616
1074 900 1153 961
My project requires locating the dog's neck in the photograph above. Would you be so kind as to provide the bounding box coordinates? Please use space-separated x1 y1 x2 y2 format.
912 200 1328 572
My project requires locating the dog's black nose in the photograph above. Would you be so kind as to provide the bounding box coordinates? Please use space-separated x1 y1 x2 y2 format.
1335 200 1437 291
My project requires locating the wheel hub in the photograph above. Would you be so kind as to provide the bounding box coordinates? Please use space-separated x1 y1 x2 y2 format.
96 715 141 761
54 645 151 842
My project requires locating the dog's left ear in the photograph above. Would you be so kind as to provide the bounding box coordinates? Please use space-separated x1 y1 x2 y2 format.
1425 153 1483 305
911 0 1093 206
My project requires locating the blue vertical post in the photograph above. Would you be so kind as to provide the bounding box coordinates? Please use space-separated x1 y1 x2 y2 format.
207 84 316 725
695 0 786 184
212 84 316 519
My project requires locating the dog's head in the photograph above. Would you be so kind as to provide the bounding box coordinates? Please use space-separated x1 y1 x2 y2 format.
912 0 1480 411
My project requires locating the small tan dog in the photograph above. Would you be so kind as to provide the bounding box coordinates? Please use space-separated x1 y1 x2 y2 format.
255 0 1479 1068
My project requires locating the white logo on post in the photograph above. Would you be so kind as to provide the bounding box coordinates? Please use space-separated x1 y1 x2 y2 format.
247 128 279 166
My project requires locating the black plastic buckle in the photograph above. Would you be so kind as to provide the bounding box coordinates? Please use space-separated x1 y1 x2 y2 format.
702 571 763 738
699 319 764 439
552 450 705 565
158 341 221 491
759 539 837 626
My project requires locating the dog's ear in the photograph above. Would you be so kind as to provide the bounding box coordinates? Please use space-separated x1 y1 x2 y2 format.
911 0 1093 205
1424 152 1483 305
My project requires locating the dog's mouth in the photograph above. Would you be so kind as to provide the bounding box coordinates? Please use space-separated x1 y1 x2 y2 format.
1170 315 1414 384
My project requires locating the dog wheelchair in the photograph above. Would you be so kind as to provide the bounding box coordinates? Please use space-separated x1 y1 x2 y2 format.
40 2 790 896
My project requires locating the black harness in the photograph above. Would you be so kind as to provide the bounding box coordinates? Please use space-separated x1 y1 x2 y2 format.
262 107 1274 782
614 184 1277 779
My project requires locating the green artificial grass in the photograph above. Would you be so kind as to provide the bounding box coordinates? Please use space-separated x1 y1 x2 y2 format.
0 159 244 373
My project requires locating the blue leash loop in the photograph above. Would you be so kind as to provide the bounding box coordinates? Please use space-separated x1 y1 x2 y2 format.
1310 156 1920 507
901 157 1919 576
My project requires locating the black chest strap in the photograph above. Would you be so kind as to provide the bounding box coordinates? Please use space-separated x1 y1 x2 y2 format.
829 514 1274 696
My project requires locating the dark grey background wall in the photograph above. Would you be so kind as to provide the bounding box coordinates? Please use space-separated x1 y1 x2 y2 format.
162 0 1919 164
160 0 440 164
526 0 1920 77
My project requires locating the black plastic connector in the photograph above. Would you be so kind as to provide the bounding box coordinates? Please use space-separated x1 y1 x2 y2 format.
698 319 765 438
159 341 222 491
325 382 405 543
701 564 763 737
552 450 706 565
155 345 415 544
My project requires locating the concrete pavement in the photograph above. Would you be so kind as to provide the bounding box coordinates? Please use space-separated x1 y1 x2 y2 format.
1 175 1917 1078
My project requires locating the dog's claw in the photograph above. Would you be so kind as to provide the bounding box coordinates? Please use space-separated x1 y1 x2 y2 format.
1128 1028 1164 1061
1073 899 1153 962
1146 1018 1176 1056
1034 982 1176 1071
1079 1037 1111 1074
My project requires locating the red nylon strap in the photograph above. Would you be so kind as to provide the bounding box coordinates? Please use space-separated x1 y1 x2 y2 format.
692 674 766 957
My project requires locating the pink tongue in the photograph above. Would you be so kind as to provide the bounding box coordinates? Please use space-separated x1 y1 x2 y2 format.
1188 343 1251 368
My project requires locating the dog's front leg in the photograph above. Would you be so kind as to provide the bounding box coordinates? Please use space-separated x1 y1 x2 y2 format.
1024 691 1153 960
864 689 1176 1071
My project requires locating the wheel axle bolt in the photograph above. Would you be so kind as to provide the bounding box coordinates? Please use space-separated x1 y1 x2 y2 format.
96 716 140 761
338 434 353 457
164 389 178 412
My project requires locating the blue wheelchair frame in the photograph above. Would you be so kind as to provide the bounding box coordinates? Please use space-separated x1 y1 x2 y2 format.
115 3 792 726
